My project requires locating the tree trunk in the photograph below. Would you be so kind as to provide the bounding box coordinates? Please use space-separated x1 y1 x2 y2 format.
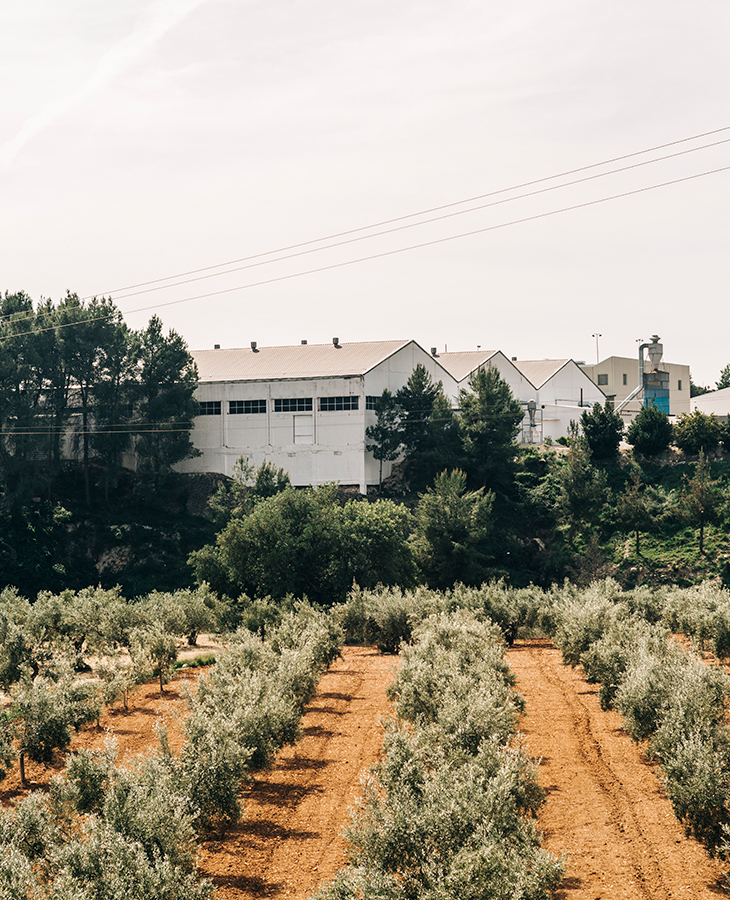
19 751 26 787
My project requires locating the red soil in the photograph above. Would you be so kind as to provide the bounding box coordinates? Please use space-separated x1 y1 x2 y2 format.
4 639 727 900
507 638 728 900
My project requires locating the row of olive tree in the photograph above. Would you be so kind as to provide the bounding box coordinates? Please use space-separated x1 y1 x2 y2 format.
546 579 730 857
315 609 563 900
0 600 342 898
0 584 224 785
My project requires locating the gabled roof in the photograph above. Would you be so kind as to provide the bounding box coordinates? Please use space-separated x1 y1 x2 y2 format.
191 340 416 382
435 350 501 383
512 359 573 390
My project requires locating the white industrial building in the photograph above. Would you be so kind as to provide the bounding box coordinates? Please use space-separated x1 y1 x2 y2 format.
176 339 625 492
436 351 605 443
177 339 457 493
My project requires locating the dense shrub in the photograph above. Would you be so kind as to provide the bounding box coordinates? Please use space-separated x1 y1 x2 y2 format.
626 404 673 456
673 410 722 455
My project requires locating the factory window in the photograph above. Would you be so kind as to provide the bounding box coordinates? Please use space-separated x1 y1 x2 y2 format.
622 374 627 386
229 399 266 414
199 401 221 416
678 380 682 391
320 396 359 411
366 396 379 410
597 374 608 386
274 398 312 412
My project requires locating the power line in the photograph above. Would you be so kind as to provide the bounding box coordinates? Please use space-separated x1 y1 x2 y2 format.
102 136 730 303
113 162 730 317
2 149 729 343
88 124 730 299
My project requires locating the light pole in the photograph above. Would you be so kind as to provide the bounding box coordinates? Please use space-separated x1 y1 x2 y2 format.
592 333 602 364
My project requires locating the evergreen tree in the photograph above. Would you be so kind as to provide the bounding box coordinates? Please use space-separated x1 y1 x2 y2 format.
365 389 403 487
580 401 624 461
626 403 673 457
58 293 123 505
673 410 721 456
615 468 654 555
457 366 523 494
716 364 730 391
557 439 609 547
135 316 200 491
395 364 440 456
411 469 494 589
680 451 724 555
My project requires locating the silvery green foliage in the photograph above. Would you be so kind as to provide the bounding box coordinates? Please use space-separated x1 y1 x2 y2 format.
550 579 628 667
140 586 221 648
269 602 343 674
580 617 670 711
179 709 252 831
101 757 197 872
660 582 730 662
545 580 730 858
0 844 35 900
180 603 343 831
388 612 522 754
334 585 441 652
614 644 699 743
50 823 214 900
316 610 563 900
128 626 178 691
659 729 730 857
59 739 118 815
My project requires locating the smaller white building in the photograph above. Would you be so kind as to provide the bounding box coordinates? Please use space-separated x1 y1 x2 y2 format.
511 359 606 442
691 387 730 420
436 351 604 442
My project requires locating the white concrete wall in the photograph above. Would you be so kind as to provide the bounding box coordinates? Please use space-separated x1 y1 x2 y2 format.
178 342 456 492
453 352 532 403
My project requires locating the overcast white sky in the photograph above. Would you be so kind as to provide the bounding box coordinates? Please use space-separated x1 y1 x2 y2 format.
1 0 728 387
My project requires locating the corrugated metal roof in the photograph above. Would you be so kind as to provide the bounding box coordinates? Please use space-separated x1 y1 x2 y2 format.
191 340 412 382
512 359 571 389
435 350 499 383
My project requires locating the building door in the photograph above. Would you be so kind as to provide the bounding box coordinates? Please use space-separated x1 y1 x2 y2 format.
293 415 314 444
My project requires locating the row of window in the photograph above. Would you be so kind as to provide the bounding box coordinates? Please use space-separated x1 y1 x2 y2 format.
198 396 365 416
595 374 683 391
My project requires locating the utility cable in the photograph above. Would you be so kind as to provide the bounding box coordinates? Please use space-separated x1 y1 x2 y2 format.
88 124 730 299
2 159 729 342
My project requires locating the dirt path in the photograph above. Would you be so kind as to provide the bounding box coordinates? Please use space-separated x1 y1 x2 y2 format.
507 638 727 900
196 645 396 900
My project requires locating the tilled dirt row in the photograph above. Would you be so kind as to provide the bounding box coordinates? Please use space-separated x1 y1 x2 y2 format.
507 638 727 900
196 646 396 900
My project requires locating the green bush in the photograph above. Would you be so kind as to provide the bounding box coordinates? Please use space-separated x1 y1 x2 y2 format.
674 410 722 455
626 404 673 456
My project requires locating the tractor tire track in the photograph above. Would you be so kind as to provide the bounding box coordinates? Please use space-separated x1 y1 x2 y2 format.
507 639 726 900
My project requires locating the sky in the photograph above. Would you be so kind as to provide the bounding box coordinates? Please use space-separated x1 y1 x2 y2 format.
1 0 729 388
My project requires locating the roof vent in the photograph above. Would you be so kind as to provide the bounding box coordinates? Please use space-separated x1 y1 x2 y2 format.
431 347 438 357
301 340 307 345
214 344 220 350
332 337 340 348
251 341 258 352
512 356 517 361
